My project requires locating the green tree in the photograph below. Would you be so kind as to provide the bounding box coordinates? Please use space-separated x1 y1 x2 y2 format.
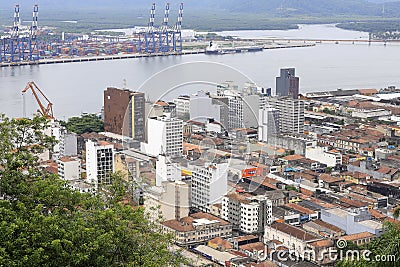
394 206 400 220
0 115 187 267
64 114 104 134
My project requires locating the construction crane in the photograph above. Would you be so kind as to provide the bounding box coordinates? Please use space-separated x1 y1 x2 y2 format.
22 81 54 120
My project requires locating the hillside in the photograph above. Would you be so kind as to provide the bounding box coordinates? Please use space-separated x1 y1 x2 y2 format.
2 0 400 32
3 0 400 17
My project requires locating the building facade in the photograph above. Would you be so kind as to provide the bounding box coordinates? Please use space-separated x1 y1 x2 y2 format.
145 115 183 157
266 96 305 134
189 91 229 128
320 207 383 236
222 194 273 234
276 68 299 99
173 95 191 119
162 212 233 246
155 155 182 186
258 107 280 143
57 156 81 180
104 87 145 141
145 180 190 222
191 162 228 213
216 82 267 130
86 140 115 187
306 146 342 167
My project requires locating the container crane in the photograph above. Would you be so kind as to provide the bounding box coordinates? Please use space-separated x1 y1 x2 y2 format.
22 81 54 120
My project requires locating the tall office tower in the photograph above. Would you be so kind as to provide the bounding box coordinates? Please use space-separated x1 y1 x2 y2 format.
276 68 299 99
145 115 183 157
86 139 114 187
267 97 305 134
191 162 228 213
104 87 145 141
258 107 280 143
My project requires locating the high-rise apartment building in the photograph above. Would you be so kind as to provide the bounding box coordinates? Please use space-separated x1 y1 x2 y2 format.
276 68 299 99
222 194 273 234
104 87 145 141
217 82 268 130
191 162 228 213
266 97 305 134
145 115 183 157
86 140 114 187
258 107 280 143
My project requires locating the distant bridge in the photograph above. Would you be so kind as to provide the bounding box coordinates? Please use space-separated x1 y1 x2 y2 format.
252 38 400 44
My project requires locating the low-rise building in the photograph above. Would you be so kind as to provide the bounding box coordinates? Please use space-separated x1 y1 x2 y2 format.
162 212 233 246
340 232 376 246
57 156 81 180
320 207 383 236
264 222 321 256
306 146 342 167
352 109 391 120
302 219 345 238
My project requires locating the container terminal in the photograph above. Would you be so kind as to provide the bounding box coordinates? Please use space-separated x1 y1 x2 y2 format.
0 3 313 67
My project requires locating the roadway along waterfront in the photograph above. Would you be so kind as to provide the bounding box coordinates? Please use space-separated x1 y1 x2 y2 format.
0 43 315 68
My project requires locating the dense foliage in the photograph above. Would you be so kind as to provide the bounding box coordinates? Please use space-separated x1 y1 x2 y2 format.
0 115 186 267
64 114 104 134
337 21 400 35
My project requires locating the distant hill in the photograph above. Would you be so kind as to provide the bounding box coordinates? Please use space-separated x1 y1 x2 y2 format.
3 0 400 17
2 0 400 32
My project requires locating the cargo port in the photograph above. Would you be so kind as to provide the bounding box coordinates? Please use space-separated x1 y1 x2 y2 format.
0 3 314 67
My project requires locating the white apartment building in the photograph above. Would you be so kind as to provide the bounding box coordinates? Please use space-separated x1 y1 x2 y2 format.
59 131 78 157
57 156 81 180
191 162 228 213
173 95 190 118
144 115 183 157
156 155 182 186
306 146 342 167
217 82 266 130
86 139 114 187
189 91 229 127
258 107 280 143
222 194 272 234
266 96 305 134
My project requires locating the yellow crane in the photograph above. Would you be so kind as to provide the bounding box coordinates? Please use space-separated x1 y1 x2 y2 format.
22 81 54 120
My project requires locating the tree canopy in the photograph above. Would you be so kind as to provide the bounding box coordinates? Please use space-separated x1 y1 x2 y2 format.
64 114 104 135
0 115 186 267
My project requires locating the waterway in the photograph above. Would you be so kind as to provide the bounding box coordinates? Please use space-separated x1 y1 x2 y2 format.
1 24 400 119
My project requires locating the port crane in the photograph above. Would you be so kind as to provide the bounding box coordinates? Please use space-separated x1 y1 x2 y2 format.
22 81 54 120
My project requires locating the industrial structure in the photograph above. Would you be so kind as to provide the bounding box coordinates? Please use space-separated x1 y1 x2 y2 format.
22 81 54 120
0 3 184 63
138 3 184 54
0 4 39 62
